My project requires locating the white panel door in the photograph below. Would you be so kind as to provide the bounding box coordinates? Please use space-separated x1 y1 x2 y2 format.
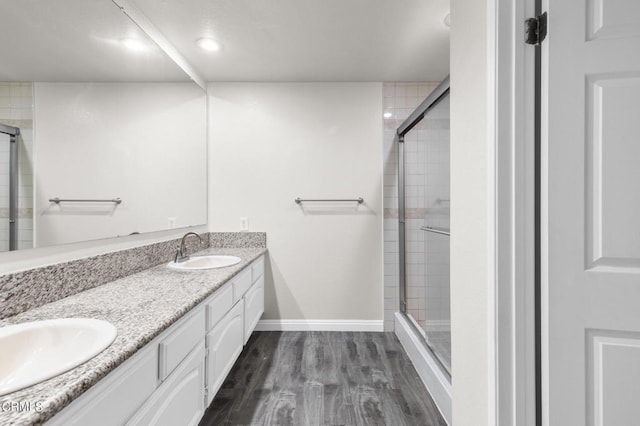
543 0 640 425
206 300 244 405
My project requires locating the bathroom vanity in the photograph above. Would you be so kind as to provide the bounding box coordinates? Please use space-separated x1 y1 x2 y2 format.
52 253 264 426
0 246 265 426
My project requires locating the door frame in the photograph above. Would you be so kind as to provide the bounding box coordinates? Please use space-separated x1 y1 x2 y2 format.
491 0 538 424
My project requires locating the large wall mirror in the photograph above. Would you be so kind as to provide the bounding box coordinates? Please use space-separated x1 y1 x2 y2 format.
0 0 207 252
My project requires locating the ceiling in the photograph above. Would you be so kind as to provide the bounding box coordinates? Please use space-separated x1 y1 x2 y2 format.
0 0 189 82
134 0 450 82
0 0 450 82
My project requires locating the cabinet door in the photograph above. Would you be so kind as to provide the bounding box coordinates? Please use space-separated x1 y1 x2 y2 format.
243 275 264 344
206 300 244 405
127 343 205 426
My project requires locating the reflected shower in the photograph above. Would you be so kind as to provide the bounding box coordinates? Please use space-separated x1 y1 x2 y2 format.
0 123 20 251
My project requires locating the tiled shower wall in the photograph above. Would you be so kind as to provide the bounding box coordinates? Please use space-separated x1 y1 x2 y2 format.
0 82 34 252
382 82 438 331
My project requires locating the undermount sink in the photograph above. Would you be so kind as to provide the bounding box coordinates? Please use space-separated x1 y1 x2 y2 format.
0 318 117 396
168 255 242 271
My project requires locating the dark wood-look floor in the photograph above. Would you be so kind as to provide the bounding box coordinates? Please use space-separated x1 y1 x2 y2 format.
199 331 447 426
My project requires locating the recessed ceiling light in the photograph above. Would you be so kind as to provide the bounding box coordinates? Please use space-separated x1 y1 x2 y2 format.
384 111 393 119
197 38 222 52
444 13 451 27
120 38 148 52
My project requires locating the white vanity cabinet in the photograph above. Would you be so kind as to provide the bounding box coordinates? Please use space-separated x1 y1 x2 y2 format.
47 255 265 426
205 257 265 404
205 300 244 405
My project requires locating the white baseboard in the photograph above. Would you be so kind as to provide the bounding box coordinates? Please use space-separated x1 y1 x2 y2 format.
395 312 452 425
255 319 384 332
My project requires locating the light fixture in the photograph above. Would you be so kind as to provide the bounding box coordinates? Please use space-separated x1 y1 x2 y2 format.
444 13 451 27
196 38 222 52
120 38 148 52
384 111 393 119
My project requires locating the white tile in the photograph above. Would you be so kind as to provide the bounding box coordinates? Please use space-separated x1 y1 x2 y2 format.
384 241 398 253
384 285 398 298
384 252 399 264
384 230 397 242
385 275 399 286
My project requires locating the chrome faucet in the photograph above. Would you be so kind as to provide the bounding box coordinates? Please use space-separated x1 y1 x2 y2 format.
175 232 203 263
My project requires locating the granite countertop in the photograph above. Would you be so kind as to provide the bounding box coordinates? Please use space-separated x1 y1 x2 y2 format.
0 247 267 426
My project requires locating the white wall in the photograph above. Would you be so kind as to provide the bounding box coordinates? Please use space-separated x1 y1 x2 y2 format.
208 83 383 322
34 82 207 247
450 0 493 424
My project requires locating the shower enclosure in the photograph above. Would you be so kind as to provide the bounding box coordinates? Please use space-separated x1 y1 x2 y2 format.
398 77 451 376
0 123 20 251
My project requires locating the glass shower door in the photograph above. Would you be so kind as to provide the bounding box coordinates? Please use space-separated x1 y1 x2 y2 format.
400 90 451 376
0 133 10 252
422 94 450 373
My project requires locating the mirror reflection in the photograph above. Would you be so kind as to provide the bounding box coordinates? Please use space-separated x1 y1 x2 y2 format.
0 1 207 253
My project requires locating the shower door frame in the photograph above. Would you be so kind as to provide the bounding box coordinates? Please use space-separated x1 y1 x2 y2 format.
0 123 20 251
397 77 451 374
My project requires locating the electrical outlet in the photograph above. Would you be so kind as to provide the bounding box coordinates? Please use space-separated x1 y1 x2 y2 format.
240 217 249 231
168 217 176 229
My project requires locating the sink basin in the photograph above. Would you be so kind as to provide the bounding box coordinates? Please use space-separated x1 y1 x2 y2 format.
168 255 241 271
0 318 117 396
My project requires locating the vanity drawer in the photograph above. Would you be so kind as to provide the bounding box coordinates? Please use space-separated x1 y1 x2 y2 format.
205 283 234 332
158 308 205 381
232 268 252 303
251 256 264 282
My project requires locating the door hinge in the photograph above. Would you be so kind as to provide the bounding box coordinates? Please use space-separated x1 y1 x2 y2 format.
525 12 547 45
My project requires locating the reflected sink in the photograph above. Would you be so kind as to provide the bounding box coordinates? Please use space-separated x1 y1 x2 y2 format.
167 255 242 271
0 318 117 396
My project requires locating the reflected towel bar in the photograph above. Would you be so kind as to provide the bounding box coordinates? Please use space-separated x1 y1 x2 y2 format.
420 226 450 236
295 197 364 204
49 198 122 204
